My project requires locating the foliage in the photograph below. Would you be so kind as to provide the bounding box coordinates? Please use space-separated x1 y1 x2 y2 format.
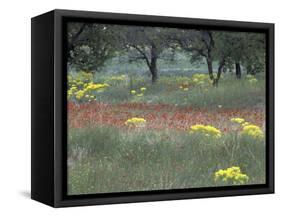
67 23 118 72
67 23 266 86
123 26 174 82
212 31 265 79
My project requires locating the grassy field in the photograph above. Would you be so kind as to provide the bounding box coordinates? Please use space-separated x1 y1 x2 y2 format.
67 71 266 195
85 72 265 108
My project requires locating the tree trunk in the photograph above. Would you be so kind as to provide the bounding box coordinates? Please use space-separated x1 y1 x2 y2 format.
150 44 158 83
248 64 258 75
213 59 225 87
206 57 214 80
235 62 241 79
150 59 158 83
246 64 252 75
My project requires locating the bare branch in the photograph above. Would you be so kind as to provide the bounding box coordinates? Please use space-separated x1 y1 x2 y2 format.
130 44 151 67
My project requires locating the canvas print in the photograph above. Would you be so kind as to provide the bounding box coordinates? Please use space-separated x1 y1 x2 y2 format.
66 22 266 195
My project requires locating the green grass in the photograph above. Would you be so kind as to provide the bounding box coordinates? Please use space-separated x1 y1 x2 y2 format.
93 74 265 109
67 71 266 195
68 125 265 195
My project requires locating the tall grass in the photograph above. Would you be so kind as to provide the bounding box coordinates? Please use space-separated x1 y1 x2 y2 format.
94 74 265 109
68 126 265 195
67 72 265 195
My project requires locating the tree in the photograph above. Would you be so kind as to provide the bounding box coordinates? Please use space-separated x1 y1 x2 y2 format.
212 31 236 85
171 29 266 86
67 23 117 73
123 26 171 83
213 31 266 82
173 30 215 81
225 32 244 79
241 33 265 75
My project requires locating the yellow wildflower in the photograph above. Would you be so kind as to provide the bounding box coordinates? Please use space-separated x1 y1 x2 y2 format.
75 90 84 100
242 122 250 127
110 75 126 81
249 78 258 84
125 117 146 127
190 124 222 138
77 81 84 86
86 83 109 91
70 86 77 91
231 118 245 124
214 166 249 184
193 78 199 83
246 74 255 79
241 124 264 139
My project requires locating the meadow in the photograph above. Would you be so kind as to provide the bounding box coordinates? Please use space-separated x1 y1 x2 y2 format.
67 70 266 195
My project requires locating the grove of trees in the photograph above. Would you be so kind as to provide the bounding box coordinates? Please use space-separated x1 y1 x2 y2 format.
67 22 266 86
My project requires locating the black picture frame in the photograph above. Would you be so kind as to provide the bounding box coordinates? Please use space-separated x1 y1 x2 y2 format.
31 9 274 207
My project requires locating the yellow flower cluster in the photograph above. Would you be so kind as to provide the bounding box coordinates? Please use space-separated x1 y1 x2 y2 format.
242 124 264 139
230 117 264 139
249 78 258 84
131 87 146 97
173 76 189 91
214 166 249 184
246 75 254 79
68 71 109 102
109 74 127 81
231 117 245 124
74 90 85 100
85 83 109 91
179 84 189 91
191 73 210 86
246 74 258 84
125 117 146 127
190 124 222 138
